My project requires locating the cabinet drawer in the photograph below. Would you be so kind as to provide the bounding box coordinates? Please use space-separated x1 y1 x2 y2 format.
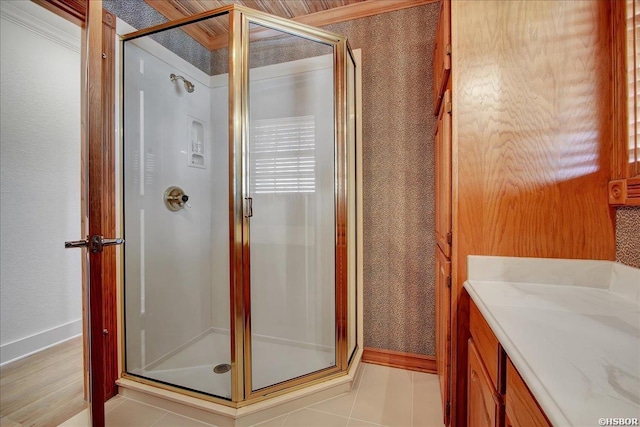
469 300 501 390
505 359 551 427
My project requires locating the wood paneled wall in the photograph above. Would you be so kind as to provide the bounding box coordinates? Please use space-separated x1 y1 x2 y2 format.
452 0 615 289
450 0 616 423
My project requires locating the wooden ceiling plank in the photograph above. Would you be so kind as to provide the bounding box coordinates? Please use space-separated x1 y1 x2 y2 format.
144 0 214 48
150 0 438 51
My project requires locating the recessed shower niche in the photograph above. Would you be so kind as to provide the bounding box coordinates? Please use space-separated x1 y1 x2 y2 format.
188 117 206 168
119 4 361 421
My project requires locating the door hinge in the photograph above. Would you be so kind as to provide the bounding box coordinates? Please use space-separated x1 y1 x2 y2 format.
446 401 451 417
446 231 452 245
446 276 452 289
446 44 451 56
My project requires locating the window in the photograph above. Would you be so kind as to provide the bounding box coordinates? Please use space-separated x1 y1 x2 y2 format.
609 0 640 205
626 0 639 176
250 115 316 194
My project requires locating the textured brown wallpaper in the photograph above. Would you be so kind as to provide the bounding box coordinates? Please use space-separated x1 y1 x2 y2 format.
616 207 640 268
321 5 440 356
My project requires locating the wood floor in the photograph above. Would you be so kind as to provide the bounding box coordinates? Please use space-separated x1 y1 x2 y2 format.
0 337 87 427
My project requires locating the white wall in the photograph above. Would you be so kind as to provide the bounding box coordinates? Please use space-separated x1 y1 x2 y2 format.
0 1 82 365
123 37 216 369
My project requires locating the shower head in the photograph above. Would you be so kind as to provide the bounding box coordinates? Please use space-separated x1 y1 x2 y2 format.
170 73 195 93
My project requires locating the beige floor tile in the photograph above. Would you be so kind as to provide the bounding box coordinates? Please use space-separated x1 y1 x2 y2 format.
308 391 357 418
106 400 166 427
359 364 413 387
412 372 444 427
282 409 348 427
57 409 89 427
251 414 288 427
152 412 215 427
105 395 126 413
346 418 382 426
349 364 413 427
412 372 439 386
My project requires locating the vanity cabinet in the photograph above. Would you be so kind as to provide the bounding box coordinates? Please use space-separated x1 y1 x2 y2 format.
468 299 551 427
467 301 504 427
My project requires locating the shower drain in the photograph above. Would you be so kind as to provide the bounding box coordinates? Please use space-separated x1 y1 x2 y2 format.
213 363 231 374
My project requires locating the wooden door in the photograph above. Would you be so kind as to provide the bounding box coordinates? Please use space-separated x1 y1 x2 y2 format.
435 247 451 425
49 0 117 424
435 89 452 257
84 1 116 425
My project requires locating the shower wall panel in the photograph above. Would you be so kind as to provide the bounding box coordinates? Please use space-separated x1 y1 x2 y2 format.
209 78 230 333
124 39 214 370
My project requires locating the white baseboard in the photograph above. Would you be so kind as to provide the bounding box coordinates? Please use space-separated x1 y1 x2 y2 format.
0 319 83 366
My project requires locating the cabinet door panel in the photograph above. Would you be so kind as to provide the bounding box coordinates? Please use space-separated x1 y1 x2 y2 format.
435 247 451 425
433 0 451 114
435 89 452 257
505 359 550 427
468 339 501 427
469 301 500 390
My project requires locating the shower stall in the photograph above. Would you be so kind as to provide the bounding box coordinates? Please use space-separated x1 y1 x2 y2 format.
120 4 359 407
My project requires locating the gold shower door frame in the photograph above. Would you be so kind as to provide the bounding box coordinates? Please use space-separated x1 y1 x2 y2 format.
120 4 355 406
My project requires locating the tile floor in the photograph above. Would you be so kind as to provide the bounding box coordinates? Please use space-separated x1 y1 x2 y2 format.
59 363 444 427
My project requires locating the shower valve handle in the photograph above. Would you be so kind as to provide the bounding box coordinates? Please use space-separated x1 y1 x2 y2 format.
164 186 191 211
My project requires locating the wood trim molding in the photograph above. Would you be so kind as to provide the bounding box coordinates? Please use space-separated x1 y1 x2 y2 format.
32 0 86 27
609 177 640 206
611 0 628 181
2 1 81 52
101 9 118 401
362 347 437 374
294 0 437 27
146 0 437 51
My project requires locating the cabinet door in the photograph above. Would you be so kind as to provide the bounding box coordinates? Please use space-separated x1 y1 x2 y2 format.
505 359 550 427
468 339 502 427
433 0 451 114
435 89 452 257
435 246 451 425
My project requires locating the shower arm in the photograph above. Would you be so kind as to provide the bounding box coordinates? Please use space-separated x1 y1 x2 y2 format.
170 73 195 93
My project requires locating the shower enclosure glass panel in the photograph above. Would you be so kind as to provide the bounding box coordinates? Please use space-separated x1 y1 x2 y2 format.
247 23 336 391
121 5 354 405
123 14 232 400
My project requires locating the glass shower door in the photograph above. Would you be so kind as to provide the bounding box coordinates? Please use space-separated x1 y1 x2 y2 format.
122 14 232 400
246 21 337 392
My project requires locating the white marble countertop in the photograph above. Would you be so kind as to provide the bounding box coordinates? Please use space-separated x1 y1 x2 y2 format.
464 256 640 427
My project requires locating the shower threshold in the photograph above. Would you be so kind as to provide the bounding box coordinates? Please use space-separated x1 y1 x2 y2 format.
130 329 336 400
118 347 362 427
